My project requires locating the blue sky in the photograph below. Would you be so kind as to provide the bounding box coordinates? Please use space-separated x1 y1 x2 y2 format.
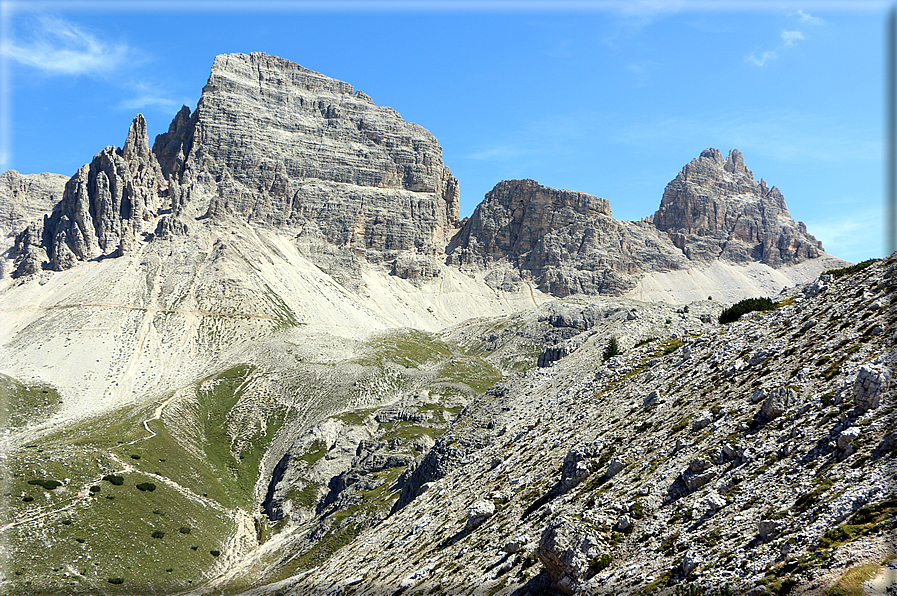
0 1 889 263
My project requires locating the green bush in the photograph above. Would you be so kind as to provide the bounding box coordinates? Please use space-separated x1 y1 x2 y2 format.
107 578 124 585
103 474 124 486
210 549 221 557
135 482 156 492
719 297 777 324
89 485 101 493
179 526 192 534
602 337 623 362
130 454 141 460
589 553 612 574
824 258 878 278
27 479 62 490
151 530 165 539
22 496 34 502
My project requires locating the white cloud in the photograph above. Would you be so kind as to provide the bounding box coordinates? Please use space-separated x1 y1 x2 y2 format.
746 49 778 66
2 15 136 76
118 83 189 111
781 29 804 46
796 10 825 26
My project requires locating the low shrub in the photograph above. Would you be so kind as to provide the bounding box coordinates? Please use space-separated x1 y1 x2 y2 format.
179 526 192 534
151 530 165 539
27 479 62 490
210 549 221 557
107 577 124 585
602 337 623 361
22 496 34 502
719 297 777 324
103 474 124 486
135 482 156 492
89 485 101 493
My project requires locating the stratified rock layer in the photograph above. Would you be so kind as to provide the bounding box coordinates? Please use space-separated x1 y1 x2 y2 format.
447 179 689 296
155 52 460 263
651 148 822 266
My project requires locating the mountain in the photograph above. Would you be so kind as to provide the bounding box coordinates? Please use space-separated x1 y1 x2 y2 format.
1 53 889 596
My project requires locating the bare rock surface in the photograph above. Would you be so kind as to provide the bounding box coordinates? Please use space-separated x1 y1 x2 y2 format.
0 170 67 275
651 148 822 266
447 178 689 296
156 52 460 267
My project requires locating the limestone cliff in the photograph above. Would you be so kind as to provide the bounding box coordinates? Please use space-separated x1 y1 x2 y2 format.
446 179 690 296
0 170 67 276
14 114 168 274
154 52 461 264
448 150 830 297
651 148 822 266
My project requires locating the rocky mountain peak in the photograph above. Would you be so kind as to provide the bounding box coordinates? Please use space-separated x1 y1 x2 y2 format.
651 147 820 266
155 52 461 262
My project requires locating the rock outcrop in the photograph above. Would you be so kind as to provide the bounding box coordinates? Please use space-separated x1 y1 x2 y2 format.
447 179 689 296
154 52 460 266
14 114 168 273
0 171 67 276
651 148 822 266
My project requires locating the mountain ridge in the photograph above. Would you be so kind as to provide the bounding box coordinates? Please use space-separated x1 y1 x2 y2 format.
2 52 889 596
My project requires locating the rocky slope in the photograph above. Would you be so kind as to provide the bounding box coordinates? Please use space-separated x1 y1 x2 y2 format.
284 256 896 596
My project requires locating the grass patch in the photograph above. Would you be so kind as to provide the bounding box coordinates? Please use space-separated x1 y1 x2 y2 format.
824 563 880 596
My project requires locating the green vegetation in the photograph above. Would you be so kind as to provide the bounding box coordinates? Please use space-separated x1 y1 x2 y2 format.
824 563 880 596
794 477 837 512
602 337 623 361
588 553 612 574
719 297 778 324
0 373 62 429
27 478 63 490
823 258 878 279
818 496 897 549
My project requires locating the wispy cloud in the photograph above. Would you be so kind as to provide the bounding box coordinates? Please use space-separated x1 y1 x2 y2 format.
746 28 806 66
2 15 136 75
796 10 825 26
746 49 778 67
118 82 190 111
781 29 804 46
746 9 825 67
803 206 884 262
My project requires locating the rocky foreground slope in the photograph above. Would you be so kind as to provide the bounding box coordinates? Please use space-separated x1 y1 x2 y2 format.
283 256 896 596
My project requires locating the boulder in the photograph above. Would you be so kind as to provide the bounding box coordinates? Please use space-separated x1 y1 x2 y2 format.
464 500 495 531
854 365 889 411
761 387 795 421
536 518 607 595
837 426 861 451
